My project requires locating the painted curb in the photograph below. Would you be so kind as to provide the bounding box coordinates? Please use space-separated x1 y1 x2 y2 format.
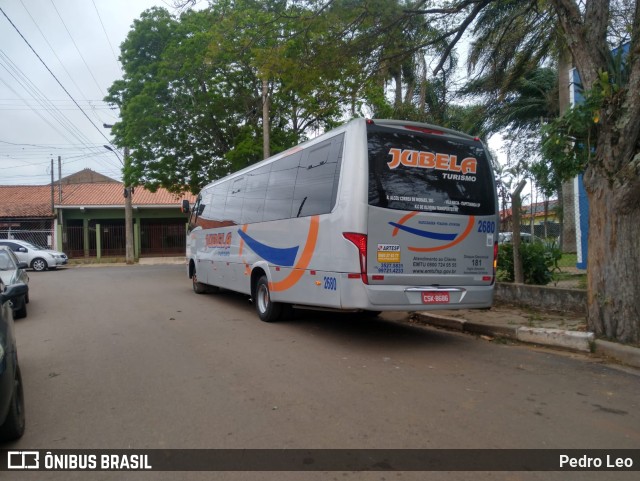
413 313 640 367
516 327 594 353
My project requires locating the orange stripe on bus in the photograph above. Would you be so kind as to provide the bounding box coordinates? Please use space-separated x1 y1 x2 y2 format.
391 211 419 236
238 224 248 255
269 216 319 292
408 216 475 252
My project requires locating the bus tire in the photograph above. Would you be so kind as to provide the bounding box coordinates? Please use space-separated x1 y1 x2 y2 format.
192 270 207 294
255 275 282 322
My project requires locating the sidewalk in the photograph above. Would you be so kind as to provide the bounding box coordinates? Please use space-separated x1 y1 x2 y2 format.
404 304 640 369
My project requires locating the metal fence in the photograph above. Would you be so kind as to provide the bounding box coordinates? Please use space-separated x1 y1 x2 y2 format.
62 222 185 259
0 219 55 248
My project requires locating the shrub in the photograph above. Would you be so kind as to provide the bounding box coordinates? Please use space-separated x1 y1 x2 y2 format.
497 241 561 285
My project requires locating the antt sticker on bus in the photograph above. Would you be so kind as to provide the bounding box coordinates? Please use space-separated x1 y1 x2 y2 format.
377 244 401 263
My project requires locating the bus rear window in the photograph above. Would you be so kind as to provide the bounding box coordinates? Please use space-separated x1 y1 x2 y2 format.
367 126 495 216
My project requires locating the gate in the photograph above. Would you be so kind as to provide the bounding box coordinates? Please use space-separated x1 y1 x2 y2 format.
140 222 185 257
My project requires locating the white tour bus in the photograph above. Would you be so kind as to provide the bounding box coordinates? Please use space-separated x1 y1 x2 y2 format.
183 118 499 322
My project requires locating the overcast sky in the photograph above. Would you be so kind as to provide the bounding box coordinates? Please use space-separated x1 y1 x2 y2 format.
0 0 204 186
0 0 507 189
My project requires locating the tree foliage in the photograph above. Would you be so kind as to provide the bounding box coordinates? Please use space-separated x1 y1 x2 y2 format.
107 0 491 194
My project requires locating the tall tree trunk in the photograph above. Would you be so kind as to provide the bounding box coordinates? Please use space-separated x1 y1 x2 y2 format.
558 44 577 253
512 179 527 284
584 172 640 344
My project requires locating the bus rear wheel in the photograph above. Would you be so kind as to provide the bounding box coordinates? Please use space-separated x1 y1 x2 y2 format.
255 275 285 322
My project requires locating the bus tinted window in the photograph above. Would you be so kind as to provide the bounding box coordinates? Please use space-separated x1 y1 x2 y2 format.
263 151 301 222
210 181 229 220
242 164 271 224
224 176 246 225
367 126 495 216
292 134 344 218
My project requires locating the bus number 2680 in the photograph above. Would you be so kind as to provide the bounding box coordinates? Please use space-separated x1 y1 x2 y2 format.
323 276 337 291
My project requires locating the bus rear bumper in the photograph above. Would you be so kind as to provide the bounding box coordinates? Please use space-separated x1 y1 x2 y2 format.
340 277 494 311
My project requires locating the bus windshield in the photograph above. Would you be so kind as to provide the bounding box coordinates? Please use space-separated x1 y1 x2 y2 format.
367 125 496 216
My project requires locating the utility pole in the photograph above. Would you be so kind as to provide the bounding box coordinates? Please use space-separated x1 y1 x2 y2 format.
58 156 62 202
123 146 134 264
50 158 54 213
103 123 134 265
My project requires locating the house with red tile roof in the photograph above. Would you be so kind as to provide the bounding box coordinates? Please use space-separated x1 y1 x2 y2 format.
1 170 195 261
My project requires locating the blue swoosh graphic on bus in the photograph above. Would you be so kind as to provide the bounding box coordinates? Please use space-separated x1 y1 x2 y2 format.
388 222 458 241
237 229 300 267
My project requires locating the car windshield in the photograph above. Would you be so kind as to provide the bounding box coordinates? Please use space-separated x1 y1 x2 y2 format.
0 251 16 270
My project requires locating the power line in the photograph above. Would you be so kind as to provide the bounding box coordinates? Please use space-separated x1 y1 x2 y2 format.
17 0 92 104
91 0 121 70
48 0 106 98
0 49 113 162
0 5 119 152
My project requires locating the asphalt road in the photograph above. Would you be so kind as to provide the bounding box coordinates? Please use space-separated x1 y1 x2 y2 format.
3 264 639 481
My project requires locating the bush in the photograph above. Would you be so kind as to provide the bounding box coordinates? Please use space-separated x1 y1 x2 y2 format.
497 241 561 285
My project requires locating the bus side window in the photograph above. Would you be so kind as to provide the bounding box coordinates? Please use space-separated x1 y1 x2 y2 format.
210 181 229 221
263 151 300 222
224 176 246 225
292 135 343 218
242 164 271 224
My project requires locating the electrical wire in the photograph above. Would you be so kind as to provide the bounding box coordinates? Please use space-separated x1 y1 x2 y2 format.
90 0 121 70
48 0 106 98
0 5 119 152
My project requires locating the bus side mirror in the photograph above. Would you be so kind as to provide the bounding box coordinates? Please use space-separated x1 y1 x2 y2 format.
181 199 190 214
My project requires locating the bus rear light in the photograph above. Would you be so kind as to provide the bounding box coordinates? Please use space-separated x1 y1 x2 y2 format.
343 232 368 284
372 275 384 281
347 273 361 279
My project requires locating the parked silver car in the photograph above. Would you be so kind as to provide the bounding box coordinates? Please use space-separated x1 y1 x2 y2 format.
0 240 59 271
32 244 68 266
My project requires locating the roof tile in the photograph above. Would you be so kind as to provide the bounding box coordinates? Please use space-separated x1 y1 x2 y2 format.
1 180 196 218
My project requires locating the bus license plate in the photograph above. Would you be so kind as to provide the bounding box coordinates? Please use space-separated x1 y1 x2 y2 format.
422 292 450 304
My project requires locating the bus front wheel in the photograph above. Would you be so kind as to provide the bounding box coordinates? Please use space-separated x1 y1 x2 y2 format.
192 270 207 294
255 275 283 322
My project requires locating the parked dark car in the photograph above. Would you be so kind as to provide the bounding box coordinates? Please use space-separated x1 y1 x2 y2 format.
0 278 27 441
0 247 29 319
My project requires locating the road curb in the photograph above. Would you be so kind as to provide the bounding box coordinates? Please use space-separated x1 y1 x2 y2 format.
594 340 640 368
515 326 594 352
413 312 640 367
